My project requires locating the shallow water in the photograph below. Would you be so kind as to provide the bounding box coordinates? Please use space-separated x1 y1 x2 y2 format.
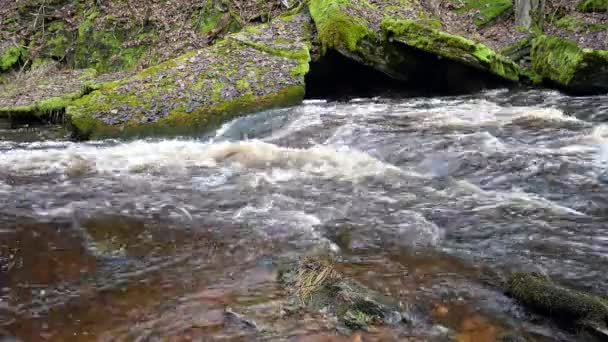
1 88 607 341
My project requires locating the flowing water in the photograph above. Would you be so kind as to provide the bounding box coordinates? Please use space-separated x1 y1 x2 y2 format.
1 88 607 341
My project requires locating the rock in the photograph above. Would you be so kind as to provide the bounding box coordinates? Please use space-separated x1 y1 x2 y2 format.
382 18 520 82
506 272 608 337
66 12 312 139
531 35 608 94
308 0 519 83
278 255 410 333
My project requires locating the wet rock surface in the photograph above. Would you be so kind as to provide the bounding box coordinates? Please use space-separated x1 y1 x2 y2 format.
277 255 414 334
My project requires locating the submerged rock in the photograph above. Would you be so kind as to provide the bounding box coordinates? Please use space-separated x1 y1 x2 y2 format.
506 272 608 337
66 12 311 139
531 35 608 94
279 255 409 333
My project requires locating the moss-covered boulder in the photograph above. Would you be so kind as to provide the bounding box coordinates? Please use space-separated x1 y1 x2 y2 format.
531 35 608 93
66 12 311 139
507 273 608 336
308 0 519 82
577 0 608 12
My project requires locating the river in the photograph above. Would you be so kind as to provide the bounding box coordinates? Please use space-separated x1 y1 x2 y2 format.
1 88 607 341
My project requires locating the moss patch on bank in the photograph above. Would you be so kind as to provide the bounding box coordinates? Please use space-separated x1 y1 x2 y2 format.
382 18 519 81
0 44 24 72
531 35 608 92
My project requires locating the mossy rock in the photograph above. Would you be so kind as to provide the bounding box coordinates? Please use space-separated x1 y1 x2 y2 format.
451 0 513 28
382 18 519 81
66 13 312 139
308 0 518 83
279 255 405 332
531 35 608 93
577 0 608 12
507 273 608 334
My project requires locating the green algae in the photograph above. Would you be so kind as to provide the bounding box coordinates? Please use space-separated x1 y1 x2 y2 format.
577 0 608 12
382 17 519 81
309 0 375 54
452 0 513 27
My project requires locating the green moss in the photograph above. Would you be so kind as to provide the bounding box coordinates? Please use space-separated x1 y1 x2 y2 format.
554 16 585 32
235 79 250 90
41 21 71 59
451 0 513 27
382 18 519 81
532 35 608 92
577 0 608 12
74 10 152 72
531 35 584 85
67 85 305 140
195 3 225 34
0 82 101 123
0 44 24 71
309 0 375 54
553 15 607 33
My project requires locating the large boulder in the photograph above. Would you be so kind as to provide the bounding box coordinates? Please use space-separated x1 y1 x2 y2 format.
308 0 519 83
531 35 608 94
65 12 311 139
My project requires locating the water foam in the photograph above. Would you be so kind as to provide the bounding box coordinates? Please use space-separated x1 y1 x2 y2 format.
0 139 400 182
392 100 583 129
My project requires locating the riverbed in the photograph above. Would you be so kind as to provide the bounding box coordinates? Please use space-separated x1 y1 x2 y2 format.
1 88 607 341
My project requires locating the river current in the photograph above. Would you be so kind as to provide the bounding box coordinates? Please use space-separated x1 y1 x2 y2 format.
1 88 607 341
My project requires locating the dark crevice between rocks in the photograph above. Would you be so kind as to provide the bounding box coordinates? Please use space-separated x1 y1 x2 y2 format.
305 47 513 101
0 108 66 130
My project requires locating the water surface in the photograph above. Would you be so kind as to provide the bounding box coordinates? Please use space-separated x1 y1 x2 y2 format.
1 88 607 341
